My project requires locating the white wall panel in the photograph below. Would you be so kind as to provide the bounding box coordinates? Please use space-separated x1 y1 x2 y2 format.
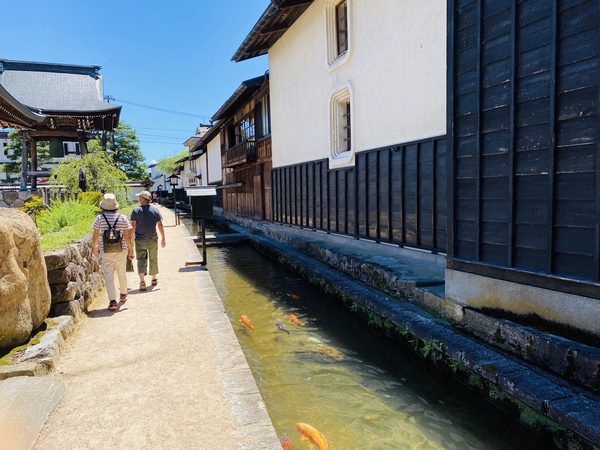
269 0 446 168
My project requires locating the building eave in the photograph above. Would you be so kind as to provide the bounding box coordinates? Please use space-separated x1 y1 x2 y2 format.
232 0 314 62
211 75 268 122
0 83 46 129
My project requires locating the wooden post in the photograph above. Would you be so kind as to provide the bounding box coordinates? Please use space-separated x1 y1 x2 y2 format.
30 139 38 191
78 133 88 156
20 131 29 191
201 218 207 266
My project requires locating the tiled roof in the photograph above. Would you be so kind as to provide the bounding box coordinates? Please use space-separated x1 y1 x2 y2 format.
0 59 118 114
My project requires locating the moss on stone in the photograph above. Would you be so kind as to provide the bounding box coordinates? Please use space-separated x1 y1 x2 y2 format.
45 318 60 328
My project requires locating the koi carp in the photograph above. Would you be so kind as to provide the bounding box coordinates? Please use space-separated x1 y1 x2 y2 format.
291 293 301 300
280 433 293 450
290 314 305 326
295 422 328 450
240 315 254 330
276 321 290 334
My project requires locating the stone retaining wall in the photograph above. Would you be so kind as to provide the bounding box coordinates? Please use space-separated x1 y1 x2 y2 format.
44 233 104 322
0 190 31 208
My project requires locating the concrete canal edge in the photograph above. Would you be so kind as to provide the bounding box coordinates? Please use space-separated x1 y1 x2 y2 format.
211 213 600 450
179 225 282 449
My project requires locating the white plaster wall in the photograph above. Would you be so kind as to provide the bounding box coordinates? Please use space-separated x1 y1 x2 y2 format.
0 137 9 164
206 136 222 184
268 0 447 168
446 269 600 337
198 155 208 186
0 137 9 181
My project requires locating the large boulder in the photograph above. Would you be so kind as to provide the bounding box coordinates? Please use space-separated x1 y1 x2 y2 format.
0 209 51 349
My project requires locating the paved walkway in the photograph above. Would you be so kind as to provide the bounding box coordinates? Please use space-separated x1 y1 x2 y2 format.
28 206 279 450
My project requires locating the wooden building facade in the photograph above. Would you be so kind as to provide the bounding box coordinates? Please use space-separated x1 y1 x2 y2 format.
215 75 272 220
234 1 447 253
272 137 447 253
447 0 600 334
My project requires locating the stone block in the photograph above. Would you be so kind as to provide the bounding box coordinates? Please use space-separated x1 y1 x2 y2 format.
44 249 70 272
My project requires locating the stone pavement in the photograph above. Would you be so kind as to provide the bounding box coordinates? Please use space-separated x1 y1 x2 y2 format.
0 205 280 450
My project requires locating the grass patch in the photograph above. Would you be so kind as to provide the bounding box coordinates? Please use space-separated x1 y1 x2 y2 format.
39 199 134 252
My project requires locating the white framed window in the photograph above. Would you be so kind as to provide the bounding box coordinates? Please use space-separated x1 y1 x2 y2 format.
325 0 351 71
328 81 354 168
63 142 80 156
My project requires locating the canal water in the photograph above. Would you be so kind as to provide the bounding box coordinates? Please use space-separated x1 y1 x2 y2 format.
189 222 547 449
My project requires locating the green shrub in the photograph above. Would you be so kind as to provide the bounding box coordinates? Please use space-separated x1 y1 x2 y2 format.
38 200 134 252
17 196 47 220
77 191 104 206
38 200 97 234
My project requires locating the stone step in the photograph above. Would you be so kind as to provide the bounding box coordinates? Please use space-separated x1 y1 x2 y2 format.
193 233 249 246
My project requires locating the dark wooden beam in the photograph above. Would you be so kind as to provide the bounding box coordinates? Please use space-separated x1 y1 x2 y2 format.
448 258 600 300
28 130 94 139
244 43 272 55
281 0 313 8
27 171 52 178
260 22 290 35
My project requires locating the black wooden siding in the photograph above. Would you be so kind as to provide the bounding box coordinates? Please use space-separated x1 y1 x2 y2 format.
448 0 600 298
272 137 447 253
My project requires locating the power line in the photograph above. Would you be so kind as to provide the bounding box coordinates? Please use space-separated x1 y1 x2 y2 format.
136 127 194 132
109 97 211 119
139 139 188 145
137 132 187 140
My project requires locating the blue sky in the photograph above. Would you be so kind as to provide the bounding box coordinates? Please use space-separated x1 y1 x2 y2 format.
2 0 270 164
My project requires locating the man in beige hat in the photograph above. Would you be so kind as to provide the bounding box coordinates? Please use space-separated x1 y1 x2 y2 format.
130 190 165 291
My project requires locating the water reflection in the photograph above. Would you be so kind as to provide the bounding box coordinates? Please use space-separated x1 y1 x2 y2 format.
189 222 544 449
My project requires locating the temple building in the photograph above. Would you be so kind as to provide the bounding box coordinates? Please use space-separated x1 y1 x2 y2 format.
0 59 121 190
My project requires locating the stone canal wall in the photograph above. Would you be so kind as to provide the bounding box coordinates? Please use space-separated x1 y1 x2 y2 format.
44 233 104 322
211 209 600 449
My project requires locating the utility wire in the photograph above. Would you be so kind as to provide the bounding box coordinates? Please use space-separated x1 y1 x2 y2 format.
137 132 187 140
110 97 211 119
136 127 194 132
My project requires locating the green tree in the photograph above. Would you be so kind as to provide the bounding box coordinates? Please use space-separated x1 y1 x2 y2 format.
0 130 52 182
156 149 188 175
52 152 128 198
88 121 147 180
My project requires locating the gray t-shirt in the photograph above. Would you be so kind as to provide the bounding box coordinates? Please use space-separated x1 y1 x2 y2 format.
130 205 162 239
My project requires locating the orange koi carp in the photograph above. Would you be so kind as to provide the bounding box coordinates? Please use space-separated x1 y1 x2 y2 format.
240 315 254 330
280 433 294 450
296 422 328 450
290 314 305 326
291 293 301 300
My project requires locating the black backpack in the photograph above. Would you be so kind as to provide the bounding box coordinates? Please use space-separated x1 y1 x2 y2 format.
102 214 123 253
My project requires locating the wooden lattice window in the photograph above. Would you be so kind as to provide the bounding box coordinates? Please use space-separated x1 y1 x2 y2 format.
336 1 348 57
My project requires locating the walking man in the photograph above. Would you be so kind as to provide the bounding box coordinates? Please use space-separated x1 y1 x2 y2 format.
130 190 166 291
